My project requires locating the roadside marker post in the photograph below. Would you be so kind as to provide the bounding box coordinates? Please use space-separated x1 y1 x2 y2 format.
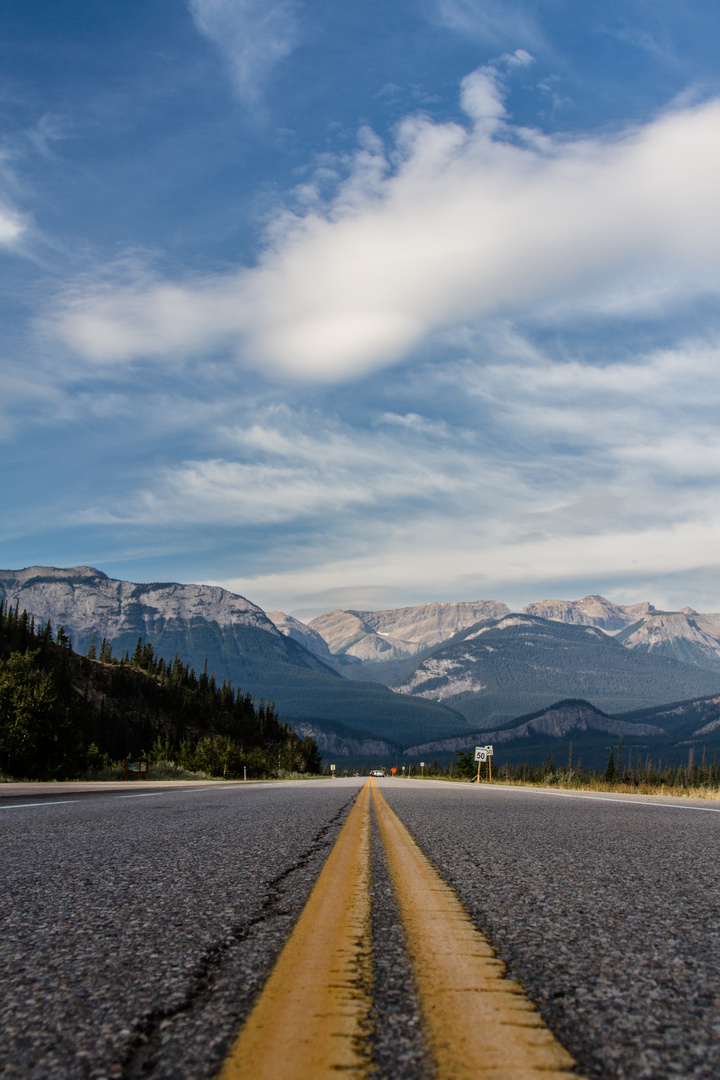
420 761 425 778
330 764 336 778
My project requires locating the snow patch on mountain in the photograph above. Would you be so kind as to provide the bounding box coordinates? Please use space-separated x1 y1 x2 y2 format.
465 617 535 639
393 656 487 701
408 677 488 702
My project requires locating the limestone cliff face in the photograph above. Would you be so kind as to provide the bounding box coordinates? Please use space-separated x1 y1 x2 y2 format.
617 612 720 672
306 609 416 660
308 600 510 661
358 600 511 645
522 594 654 632
290 721 395 758
520 596 720 674
0 565 276 649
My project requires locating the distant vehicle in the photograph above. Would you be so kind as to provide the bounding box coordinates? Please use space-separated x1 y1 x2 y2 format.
369 769 385 777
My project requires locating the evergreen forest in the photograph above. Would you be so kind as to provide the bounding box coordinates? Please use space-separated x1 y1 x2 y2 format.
0 602 321 781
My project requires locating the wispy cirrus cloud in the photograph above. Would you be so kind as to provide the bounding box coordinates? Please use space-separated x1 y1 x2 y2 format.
72 405 514 528
187 0 302 104
430 0 543 48
217 515 720 617
49 65 720 383
64 323 720 613
0 207 24 247
0 153 28 249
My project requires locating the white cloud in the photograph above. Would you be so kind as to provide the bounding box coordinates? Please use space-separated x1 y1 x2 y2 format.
459 66 507 128
0 360 64 438
50 78 720 382
72 406 514 528
65 324 720 613
431 0 542 48
214 514 720 616
0 204 26 248
188 0 301 104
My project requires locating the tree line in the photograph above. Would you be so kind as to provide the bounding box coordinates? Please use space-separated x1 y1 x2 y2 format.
449 743 720 790
0 601 321 780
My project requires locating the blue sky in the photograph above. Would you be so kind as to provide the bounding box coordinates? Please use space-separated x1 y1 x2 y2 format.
3 0 720 618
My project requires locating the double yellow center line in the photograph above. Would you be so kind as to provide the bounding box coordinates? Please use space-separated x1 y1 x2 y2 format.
219 781 578 1079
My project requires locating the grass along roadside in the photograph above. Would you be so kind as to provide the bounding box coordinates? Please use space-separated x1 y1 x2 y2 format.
458 774 720 800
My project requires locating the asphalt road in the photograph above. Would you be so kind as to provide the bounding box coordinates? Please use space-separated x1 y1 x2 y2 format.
380 781 720 1080
1 780 363 1080
3 778 720 1079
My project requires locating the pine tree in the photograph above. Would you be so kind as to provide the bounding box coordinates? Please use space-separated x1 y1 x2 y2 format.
605 745 616 783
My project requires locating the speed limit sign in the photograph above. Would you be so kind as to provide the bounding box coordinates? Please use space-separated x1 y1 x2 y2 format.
474 744 494 781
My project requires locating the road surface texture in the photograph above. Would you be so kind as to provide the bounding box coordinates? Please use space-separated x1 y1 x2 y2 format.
2 777 720 1078
2 780 361 1080
380 781 720 1079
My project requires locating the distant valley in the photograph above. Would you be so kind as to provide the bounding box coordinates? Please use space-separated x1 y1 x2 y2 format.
407 695 720 771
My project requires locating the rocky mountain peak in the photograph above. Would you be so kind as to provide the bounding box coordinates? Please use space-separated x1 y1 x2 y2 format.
0 565 277 645
308 599 511 661
266 611 336 660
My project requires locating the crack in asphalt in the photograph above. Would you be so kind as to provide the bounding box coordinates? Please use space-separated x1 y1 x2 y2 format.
120 790 360 1079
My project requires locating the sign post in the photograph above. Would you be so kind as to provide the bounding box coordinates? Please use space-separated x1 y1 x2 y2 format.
420 761 425 778
474 745 494 783
124 756 150 781
330 763 336 778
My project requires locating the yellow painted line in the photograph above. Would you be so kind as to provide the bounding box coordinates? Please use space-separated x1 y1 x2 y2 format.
218 781 373 1080
371 781 579 1078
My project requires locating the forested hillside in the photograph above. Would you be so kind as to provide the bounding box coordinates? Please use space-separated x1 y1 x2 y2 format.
0 602 320 781
392 614 720 726
0 566 465 745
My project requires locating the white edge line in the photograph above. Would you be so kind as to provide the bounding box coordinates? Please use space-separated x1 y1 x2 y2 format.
483 785 720 813
0 800 80 809
116 787 219 798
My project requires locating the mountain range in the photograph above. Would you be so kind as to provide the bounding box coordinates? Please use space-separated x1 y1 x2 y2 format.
389 614 720 725
0 567 463 746
289 595 720 675
5 567 720 762
302 601 510 661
